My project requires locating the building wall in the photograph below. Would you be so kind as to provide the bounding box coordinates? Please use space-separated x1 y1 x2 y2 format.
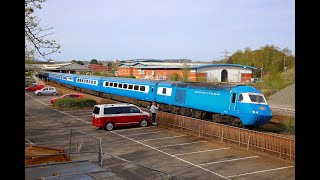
118 65 253 83
197 66 253 83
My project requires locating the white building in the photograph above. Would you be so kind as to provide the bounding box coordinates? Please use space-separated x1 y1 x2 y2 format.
193 64 257 83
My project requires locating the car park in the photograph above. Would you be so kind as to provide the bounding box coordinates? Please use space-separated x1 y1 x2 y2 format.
92 103 151 131
35 86 58 96
25 84 45 92
50 93 84 104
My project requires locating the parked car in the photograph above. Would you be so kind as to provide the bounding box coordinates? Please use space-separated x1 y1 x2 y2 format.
50 93 84 104
92 103 151 131
25 84 45 92
35 86 58 96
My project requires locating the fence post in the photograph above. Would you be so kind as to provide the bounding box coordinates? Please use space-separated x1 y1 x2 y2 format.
247 135 251 150
99 138 103 167
279 143 282 159
290 140 292 160
69 129 72 156
221 129 224 142
238 130 241 146
180 120 182 131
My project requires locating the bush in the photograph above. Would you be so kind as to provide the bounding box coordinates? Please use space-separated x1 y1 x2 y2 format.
278 116 295 134
52 98 97 109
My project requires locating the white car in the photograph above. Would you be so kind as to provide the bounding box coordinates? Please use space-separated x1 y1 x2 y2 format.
35 86 58 96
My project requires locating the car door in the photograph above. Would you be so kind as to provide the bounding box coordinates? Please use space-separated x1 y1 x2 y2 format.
41 87 49 95
127 106 142 124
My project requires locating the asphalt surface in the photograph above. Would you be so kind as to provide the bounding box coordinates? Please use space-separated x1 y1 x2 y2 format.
25 91 295 180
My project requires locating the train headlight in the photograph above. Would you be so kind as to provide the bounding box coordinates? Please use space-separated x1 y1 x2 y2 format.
252 110 258 114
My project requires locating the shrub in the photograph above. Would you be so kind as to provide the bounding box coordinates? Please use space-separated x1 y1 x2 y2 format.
278 116 295 134
53 98 97 109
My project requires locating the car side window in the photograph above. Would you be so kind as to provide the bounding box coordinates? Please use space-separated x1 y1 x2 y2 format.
129 106 140 113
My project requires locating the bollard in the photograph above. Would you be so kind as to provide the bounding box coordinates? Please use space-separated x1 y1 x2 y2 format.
69 129 72 156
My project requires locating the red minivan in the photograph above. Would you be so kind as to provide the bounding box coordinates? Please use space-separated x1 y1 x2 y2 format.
92 104 151 131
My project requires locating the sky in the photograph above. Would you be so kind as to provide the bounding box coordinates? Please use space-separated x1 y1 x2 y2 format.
35 0 295 62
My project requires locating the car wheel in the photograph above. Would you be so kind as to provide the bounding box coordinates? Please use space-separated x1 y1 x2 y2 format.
140 119 148 127
52 92 57 96
105 122 114 131
37 92 42 96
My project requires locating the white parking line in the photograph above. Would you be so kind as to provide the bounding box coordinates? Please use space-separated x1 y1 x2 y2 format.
26 93 90 124
199 156 259 166
110 131 231 180
25 138 34 145
226 166 294 178
126 131 167 136
139 135 186 142
173 147 230 156
154 141 207 148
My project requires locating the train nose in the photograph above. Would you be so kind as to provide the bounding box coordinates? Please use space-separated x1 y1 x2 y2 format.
252 115 273 126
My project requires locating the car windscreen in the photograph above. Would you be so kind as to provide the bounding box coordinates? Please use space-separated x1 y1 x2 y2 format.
93 106 100 114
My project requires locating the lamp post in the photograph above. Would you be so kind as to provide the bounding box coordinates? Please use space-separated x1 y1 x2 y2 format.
260 68 263 81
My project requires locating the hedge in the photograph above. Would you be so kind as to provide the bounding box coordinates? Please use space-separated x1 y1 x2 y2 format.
52 98 97 109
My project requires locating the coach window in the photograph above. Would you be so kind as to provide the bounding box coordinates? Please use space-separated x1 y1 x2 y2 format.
109 82 113 87
128 85 133 90
134 85 139 90
114 83 118 87
118 84 123 88
238 94 243 102
162 88 166 94
105 82 109 86
123 84 128 89
140 86 145 91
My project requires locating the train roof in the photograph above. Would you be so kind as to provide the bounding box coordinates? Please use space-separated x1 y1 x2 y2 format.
159 81 242 91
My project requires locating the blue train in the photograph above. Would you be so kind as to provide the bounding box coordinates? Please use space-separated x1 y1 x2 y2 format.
41 71 273 127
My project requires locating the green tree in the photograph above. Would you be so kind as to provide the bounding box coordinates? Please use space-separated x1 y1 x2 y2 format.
169 72 180 81
181 63 190 82
90 59 98 64
107 62 113 67
25 0 61 60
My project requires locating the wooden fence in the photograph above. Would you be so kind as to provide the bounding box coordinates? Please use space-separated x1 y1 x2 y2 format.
156 111 295 161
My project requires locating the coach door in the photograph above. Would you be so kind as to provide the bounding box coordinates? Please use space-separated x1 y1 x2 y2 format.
229 92 237 113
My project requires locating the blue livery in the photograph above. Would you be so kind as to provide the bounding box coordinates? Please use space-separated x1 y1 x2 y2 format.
44 71 273 126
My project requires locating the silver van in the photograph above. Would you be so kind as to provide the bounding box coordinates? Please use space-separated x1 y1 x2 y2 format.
35 86 58 96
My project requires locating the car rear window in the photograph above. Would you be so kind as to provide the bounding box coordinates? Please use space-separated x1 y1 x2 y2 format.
93 106 100 114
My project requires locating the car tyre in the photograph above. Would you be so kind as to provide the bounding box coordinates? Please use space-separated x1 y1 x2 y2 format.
105 122 114 131
37 92 42 96
140 119 148 127
52 92 57 96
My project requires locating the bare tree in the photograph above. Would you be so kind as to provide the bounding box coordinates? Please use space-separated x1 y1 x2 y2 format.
25 0 60 60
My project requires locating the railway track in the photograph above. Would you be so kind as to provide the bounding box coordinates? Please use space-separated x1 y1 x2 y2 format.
46 81 294 139
270 106 295 117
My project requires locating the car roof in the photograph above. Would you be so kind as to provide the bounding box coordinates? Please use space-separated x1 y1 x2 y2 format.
94 103 136 108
